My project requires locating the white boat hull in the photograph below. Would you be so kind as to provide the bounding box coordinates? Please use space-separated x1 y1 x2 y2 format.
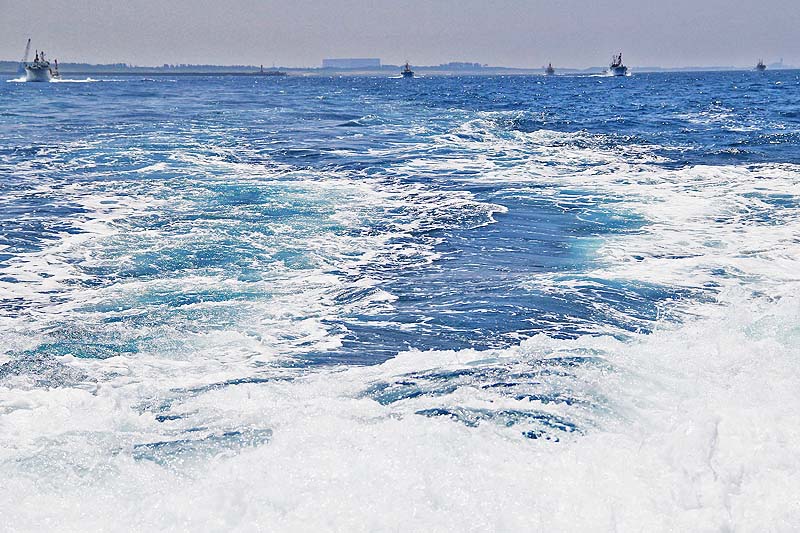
25 66 52 82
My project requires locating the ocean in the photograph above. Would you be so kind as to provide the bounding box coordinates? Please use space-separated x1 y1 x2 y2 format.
1 71 799 531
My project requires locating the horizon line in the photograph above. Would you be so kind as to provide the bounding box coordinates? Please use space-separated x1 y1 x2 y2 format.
2 59 794 72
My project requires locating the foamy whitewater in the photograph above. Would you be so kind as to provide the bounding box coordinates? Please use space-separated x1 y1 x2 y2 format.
1 72 799 531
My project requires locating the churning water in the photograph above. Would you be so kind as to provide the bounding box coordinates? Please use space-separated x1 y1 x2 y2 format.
2 72 799 531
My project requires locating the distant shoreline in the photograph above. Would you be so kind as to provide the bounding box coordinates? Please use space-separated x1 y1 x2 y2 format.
2 62 796 77
3 68 797 78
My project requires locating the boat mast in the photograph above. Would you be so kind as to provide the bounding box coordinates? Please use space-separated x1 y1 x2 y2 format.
17 38 32 74
20 38 31 65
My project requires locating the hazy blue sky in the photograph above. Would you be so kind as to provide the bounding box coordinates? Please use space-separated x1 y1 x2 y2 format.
2 0 798 67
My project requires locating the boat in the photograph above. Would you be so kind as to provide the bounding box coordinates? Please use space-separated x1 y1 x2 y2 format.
401 62 414 78
610 52 628 76
253 64 287 77
756 59 766 71
25 50 54 82
545 63 555 76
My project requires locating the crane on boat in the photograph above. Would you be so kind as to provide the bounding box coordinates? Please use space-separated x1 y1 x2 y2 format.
17 38 31 75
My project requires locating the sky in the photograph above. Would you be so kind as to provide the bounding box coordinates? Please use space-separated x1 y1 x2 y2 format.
1 0 798 68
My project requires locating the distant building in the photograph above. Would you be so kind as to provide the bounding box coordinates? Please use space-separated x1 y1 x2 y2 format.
322 58 381 69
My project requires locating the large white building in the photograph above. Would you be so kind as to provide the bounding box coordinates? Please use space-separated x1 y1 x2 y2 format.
322 58 381 69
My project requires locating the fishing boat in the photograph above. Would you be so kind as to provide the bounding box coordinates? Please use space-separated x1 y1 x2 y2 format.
25 50 53 82
755 59 766 71
610 52 628 76
401 62 414 78
545 63 555 76
253 64 287 77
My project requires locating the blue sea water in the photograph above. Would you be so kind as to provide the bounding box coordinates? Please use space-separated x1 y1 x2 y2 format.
1 72 800 530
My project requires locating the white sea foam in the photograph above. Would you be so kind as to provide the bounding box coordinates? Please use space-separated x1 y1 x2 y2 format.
0 139 503 365
392 117 800 317
1 291 798 531
51 77 105 83
2 110 800 530
5 77 107 83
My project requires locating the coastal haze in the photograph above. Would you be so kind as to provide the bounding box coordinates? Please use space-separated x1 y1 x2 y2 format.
1 0 799 68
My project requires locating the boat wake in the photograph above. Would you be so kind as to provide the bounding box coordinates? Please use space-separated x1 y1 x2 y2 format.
1 73 799 530
2 290 798 530
6 77 108 83
50 77 103 83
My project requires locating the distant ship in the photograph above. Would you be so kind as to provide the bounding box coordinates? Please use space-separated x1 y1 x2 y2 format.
25 50 55 82
610 52 628 76
253 64 287 77
755 59 766 71
545 63 555 76
402 62 414 78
